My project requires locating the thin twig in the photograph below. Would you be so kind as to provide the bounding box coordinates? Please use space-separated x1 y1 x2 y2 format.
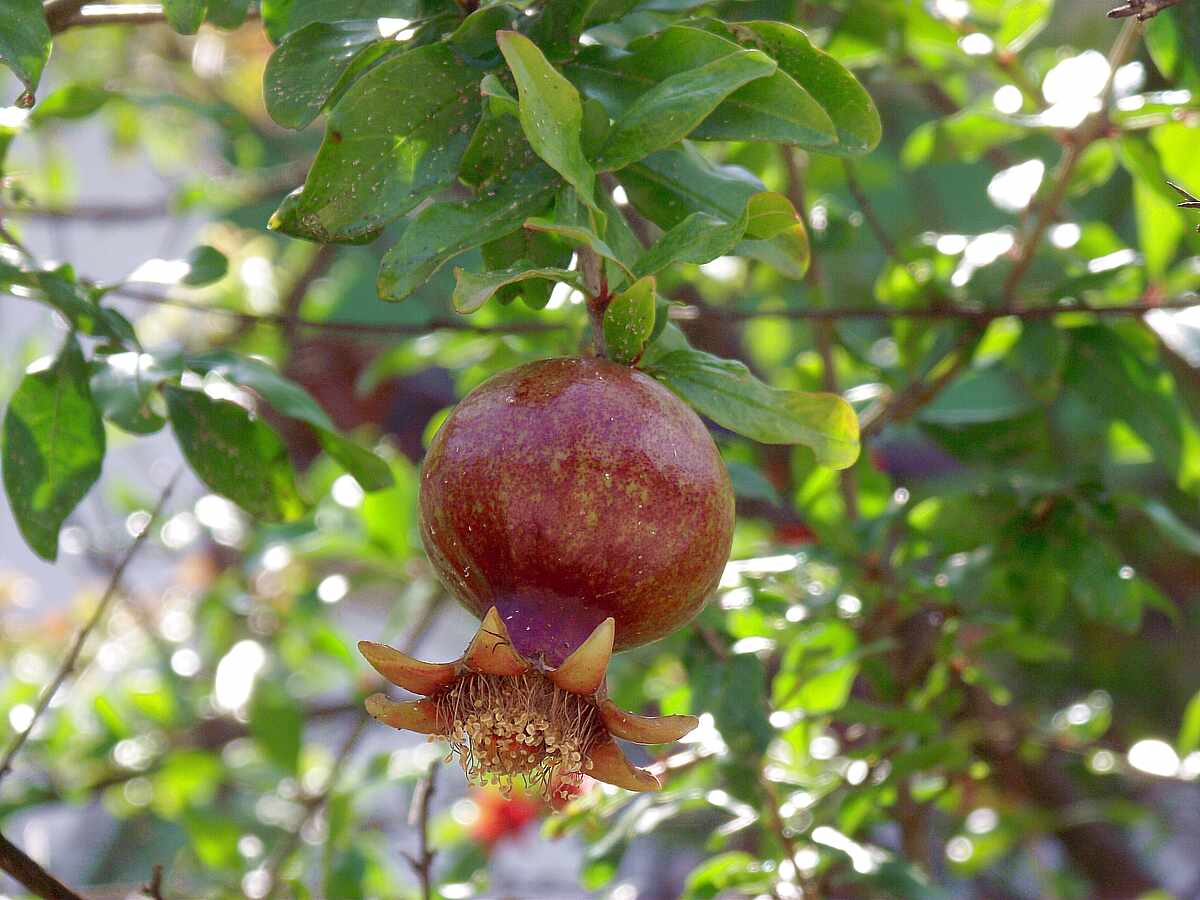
1000 18 1143 304
1107 0 1184 20
261 597 444 898
112 288 569 337
140 864 165 900
678 296 1200 323
49 3 261 32
0 473 181 782
403 763 439 900
0 831 87 900
841 160 897 259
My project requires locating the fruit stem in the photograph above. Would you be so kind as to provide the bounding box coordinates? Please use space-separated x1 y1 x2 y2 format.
578 247 610 359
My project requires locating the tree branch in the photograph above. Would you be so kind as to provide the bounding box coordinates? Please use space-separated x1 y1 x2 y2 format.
403 763 439 900
1000 18 1142 303
0 472 181 782
47 3 261 33
0 831 87 900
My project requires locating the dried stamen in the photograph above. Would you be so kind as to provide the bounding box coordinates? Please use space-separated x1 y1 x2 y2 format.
435 671 603 794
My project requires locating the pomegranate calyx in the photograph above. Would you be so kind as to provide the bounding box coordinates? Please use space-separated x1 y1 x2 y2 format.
547 617 614 695
588 739 662 791
364 694 443 734
358 641 457 695
463 607 528 676
598 699 699 745
360 614 695 796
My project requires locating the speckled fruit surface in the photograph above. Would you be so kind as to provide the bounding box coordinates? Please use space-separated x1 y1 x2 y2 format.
420 357 734 667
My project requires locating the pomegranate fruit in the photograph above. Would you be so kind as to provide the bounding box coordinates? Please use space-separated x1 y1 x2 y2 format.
360 357 734 796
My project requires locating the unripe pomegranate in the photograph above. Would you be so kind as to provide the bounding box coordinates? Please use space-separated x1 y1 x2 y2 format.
360 357 734 795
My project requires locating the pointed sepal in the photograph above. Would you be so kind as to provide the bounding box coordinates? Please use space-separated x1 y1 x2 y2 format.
358 641 457 696
548 618 614 695
464 607 528 676
587 739 661 792
598 699 698 745
364 694 444 735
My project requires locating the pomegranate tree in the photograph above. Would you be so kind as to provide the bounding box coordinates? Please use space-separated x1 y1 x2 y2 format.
360 357 734 798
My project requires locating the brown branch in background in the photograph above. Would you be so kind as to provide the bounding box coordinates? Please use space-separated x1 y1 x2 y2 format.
47 3 261 33
41 0 91 33
140 865 164 900
1107 0 1184 20
403 763 439 900
0 472 181 782
0 831 87 900
278 244 337 349
113 288 569 337
262 597 444 898
841 160 897 259
1001 17 1142 304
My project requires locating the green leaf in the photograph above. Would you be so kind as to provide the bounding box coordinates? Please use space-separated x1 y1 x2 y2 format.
772 622 859 714
522 0 595 61
262 0 415 43
263 21 385 129
2 336 106 561
379 167 559 301
183 810 241 869
29 83 114 123
1179 690 1200 756
480 223 572 309
185 351 393 491
633 192 806 279
618 143 808 278
596 49 776 172
0 0 51 104
523 217 634 282
165 386 306 521
996 0 1053 52
182 245 229 286
448 5 517 68
603 275 656 364
569 26 835 149
269 43 482 244
497 31 597 214
644 348 860 469
90 352 169 435
720 20 881 155
901 110 1026 168
452 263 581 313
249 681 303 772
1137 499 1200 556
205 0 252 28
164 0 208 34
683 853 769 900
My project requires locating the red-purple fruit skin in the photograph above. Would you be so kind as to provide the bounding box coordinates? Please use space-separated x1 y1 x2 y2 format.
420 358 735 667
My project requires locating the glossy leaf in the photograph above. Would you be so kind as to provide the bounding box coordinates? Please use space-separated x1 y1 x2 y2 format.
595 50 776 172
165 386 306 522
269 43 482 244
570 26 835 149
262 0 416 43
498 31 597 213
618 143 808 278
90 352 170 435
205 0 252 28
633 191 806 279
2 336 106 561
263 21 386 129
185 351 393 491
452 263 581 314
645 348 860 469
164 0 208 35
602 275 656 364
523 217 634 282
0 0 52 104
378 168 560 301
714 20 882 155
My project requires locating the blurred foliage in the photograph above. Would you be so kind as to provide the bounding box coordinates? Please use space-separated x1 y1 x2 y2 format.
2 0 1200 898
